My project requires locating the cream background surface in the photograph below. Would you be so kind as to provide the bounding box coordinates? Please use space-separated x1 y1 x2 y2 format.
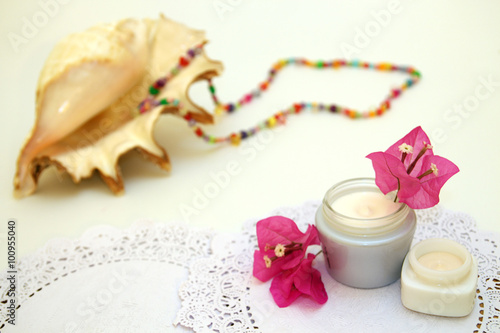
1 0 499 267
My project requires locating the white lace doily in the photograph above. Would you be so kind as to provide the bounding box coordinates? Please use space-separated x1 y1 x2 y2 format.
175 202 500 333
1 203 498 332
0 220 213 332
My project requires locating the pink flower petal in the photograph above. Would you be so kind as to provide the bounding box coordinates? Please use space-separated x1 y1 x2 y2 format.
367 152 400 193
385 126 434 175
279 250 306 270
273 266 296 299
399 155 459 209
253 250 284 282
293 254 328 305
256 216 311 251
254 217 321 273
366 152 420 199
303 225 321 248
269 254 328 307
270 276 302 308
281 225 320 270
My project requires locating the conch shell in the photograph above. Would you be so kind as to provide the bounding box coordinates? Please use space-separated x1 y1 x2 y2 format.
14 15 223 198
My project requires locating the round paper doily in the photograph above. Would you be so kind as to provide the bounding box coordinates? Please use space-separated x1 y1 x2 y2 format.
0 221 213 332
176 202 500 333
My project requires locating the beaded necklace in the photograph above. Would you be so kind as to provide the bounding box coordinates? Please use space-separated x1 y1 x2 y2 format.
138 44 421 146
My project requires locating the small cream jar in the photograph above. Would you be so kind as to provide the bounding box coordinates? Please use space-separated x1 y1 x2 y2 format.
401 238 478 317
315 178 416 289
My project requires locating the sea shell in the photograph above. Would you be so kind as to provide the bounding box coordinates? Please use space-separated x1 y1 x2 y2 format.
14 14 223 198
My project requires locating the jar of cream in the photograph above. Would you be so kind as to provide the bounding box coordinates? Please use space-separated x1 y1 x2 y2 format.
315 178 416 289
401 238 477 317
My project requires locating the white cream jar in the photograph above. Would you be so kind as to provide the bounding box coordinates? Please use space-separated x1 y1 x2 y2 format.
401 238 477 317
315 178 416 289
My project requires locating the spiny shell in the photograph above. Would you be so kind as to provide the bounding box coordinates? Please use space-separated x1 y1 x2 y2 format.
14 15 223 198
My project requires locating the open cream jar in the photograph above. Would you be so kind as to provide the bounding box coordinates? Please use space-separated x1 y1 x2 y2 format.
401 238 477 317
315 178 416 289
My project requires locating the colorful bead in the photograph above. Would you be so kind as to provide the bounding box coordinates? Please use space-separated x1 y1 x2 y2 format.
391 89 401 98
179 57 189 67
268 116 277 128
214 105 224 115
230 133 241 146
135 43 420 145
293 103 302 113
156 78 167 88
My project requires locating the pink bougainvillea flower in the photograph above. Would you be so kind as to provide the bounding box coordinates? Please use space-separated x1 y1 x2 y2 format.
252 216 327 307
270 253 328 308
253 216 320 282
366 126 459 209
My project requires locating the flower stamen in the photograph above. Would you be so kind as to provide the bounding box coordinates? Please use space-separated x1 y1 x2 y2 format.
431 163 438 176
399 143 413 163
399 143 414 154
417 163 439 180
274 244 286 257
263 242 304 268
264 255 273 268
407 143 433 175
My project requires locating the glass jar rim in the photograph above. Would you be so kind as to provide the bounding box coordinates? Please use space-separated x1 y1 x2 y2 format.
322 178 409 235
